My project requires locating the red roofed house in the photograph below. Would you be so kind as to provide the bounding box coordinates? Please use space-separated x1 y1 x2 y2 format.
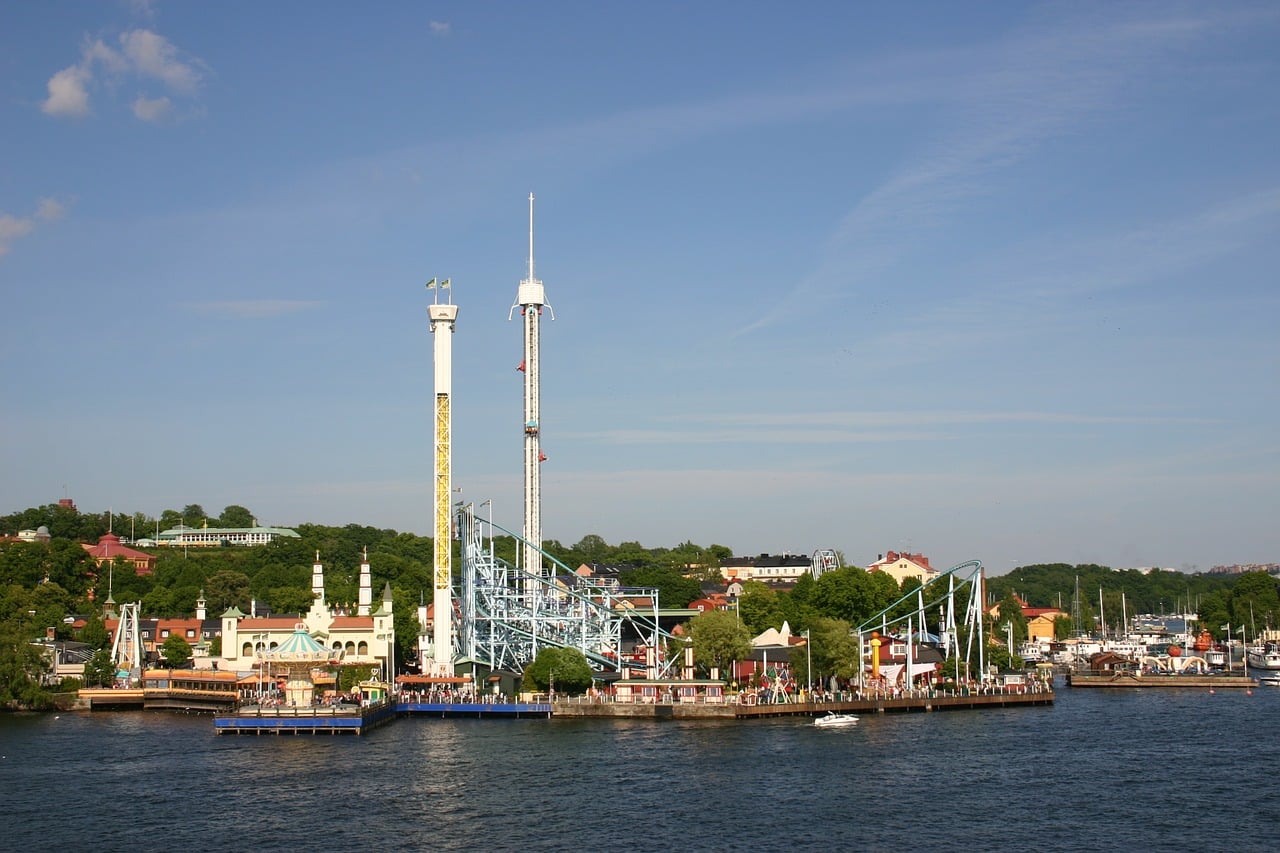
83 532 156 575
866 551 937 586
688 594 731 614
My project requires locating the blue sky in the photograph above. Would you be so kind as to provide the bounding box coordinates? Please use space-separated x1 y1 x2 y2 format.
3 2 1278 575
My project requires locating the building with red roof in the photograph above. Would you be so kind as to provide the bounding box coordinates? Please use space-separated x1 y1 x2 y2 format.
82 532 156 575
866 550 938 585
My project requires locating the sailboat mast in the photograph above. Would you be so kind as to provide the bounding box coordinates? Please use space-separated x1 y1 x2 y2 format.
1099 587 1105 640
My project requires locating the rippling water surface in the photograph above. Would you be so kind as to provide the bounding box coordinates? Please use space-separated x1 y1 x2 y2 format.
3 684 1277 852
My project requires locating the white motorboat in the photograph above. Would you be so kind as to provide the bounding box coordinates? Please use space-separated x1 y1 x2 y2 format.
1247 643 1280 670
814 712 859 728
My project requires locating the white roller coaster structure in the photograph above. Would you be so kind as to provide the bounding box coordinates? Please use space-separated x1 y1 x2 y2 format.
453 502 679 678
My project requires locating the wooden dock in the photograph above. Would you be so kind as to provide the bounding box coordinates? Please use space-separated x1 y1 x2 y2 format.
1067 672 1258 689
398 701 551 719
214 700 400 735
551 689 1054 720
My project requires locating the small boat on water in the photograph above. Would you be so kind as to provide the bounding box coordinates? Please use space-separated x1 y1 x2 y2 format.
1247 643 1280 671
814 712 859 728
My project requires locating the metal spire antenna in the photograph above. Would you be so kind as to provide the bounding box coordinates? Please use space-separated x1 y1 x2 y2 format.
511 193 552 591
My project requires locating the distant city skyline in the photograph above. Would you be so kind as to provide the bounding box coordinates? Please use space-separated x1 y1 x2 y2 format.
3 3 1277 577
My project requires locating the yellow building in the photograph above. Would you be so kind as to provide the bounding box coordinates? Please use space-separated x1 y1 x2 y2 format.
866 550 938 585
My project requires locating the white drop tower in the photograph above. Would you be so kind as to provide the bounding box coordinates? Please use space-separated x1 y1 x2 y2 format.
511 193 552 585
428 276 458 674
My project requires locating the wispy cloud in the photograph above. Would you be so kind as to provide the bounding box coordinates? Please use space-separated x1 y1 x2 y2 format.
563 408 1212 447
0 198 67 258
42 28 208 119
853 182 1280 364
131 95 171 121
188 300 324 319
429 20 451 37
729 9 1227 338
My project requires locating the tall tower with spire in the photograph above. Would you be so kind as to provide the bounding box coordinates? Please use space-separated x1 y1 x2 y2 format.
428 274 459 674
311 551 325 602
358 546 372 616
511 193 552 585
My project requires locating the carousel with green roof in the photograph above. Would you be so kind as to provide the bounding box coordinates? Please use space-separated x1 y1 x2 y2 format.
259 623 345 707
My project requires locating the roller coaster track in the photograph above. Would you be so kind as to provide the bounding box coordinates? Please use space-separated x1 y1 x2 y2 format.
454 503 678 678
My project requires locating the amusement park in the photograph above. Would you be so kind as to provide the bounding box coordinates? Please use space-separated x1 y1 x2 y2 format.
71 197 1053 731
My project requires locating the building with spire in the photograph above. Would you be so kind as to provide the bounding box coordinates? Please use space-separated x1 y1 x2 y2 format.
215 551 395 678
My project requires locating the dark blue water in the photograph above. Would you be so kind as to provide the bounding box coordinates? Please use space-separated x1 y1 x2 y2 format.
3 684 1277 852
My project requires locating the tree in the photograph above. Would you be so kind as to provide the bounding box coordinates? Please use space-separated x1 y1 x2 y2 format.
265 587 315 614
993 590 1028 647
80 614 109 649
524 647 593 695
218 505 255 528
83 648 115 687
182 505 208 525
799 617 859 688
0 625 53 709
161 634 192 668
688 609 752 678
1230 572 1280 630
205 570 252 613
618 565 702 608
571 534 610 565
737 582 786 634
810 566 899 627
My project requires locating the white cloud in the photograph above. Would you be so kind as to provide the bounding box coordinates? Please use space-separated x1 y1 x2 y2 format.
41 65 91 117
429 20 451 36
120 29 203 93
132 95 171 121
0 197 67 258
41 28 206 121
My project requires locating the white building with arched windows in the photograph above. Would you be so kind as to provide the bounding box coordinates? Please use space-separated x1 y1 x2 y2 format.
216 550 395 679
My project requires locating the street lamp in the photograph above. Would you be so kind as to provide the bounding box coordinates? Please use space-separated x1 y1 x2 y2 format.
480 499 493 557
805 629 813 701
377 632 396 694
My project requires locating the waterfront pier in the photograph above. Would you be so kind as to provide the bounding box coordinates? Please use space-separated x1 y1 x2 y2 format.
1067 672 1257 689
551 685 1054 720
214 699 399 735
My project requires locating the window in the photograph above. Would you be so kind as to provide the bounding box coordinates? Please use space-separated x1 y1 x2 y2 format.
186 630 196 638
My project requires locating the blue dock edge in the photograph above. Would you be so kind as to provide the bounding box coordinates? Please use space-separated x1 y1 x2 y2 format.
214 701 551 735
398 701 551 719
